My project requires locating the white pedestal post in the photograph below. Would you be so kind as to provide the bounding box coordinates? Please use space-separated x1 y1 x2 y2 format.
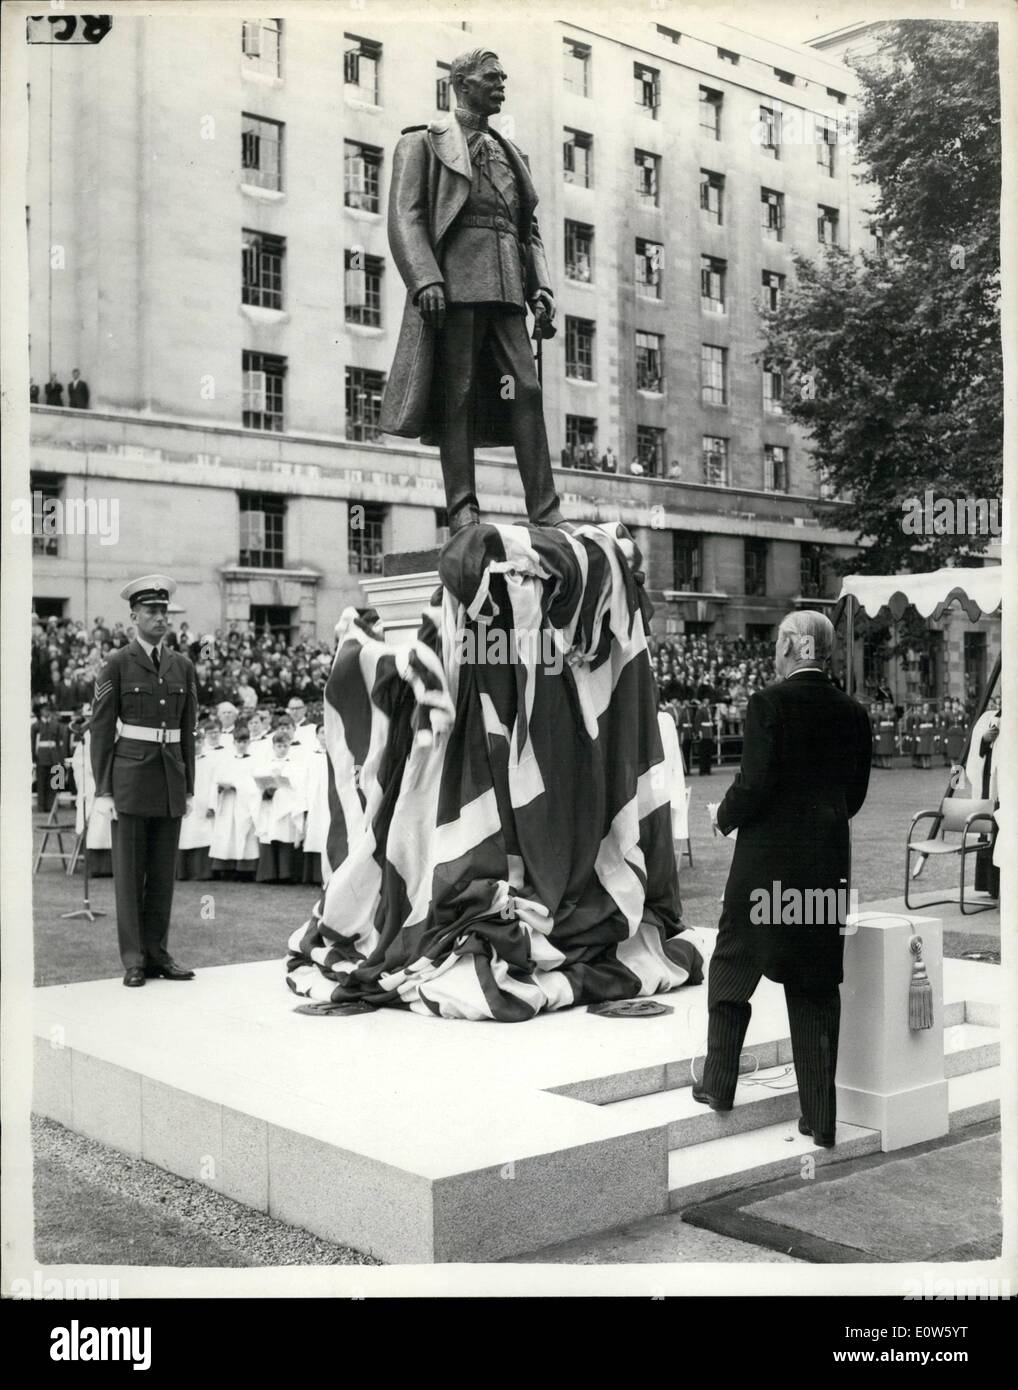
837 912 949 1152
360 571 440 648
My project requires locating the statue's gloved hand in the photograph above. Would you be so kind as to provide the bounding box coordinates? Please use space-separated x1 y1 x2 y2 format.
416 284 446 330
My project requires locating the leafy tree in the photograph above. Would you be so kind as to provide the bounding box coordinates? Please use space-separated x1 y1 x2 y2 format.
760 20 1001 574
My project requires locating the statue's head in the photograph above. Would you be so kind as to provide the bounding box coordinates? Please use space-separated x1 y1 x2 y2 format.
450 49 507 116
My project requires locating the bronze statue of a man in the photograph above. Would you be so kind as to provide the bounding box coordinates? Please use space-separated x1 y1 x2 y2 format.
379 49 564 535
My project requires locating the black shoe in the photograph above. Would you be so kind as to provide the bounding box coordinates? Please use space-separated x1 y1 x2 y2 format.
691 1085 733 1113
123 968 146 988
144 960 195 981
798 1116 836 1148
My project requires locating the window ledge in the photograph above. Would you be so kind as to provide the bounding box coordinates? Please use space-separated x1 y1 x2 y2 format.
345 95 382 114
564 276 595 289
241 184 285 202
345 206 382 222
345 323 385 338
241 67 283 88
637 387 665 397
241 305 289 325
564 375 597 386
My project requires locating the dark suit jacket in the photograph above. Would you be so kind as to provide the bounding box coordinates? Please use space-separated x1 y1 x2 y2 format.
717 670 872 990
90 640 198 817
380 116 551 446
68 379 90 408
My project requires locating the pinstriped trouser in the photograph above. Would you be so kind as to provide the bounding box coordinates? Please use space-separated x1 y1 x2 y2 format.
702 923 841 1137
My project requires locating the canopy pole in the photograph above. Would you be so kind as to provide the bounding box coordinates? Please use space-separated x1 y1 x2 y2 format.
845 593 855 697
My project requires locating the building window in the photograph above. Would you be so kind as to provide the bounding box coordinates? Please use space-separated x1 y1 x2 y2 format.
763 364 784 415
700 169 724 225
699 85 722 138
762 270 785 311
635 238 663 298
717 47 739 65
345 366 386 441
250 604 294 641
344 33 382 104
827 87 846 105
656 24 681 44
241 113 283 192
31 473 62 557
242 350 286 431
816 117 837 176
344 140 383 213
565 220 594 282
635 331 664 392
563 38 591 96
673 532 702 590
701 345 727 406
870 221 885 255
242 230 285 310
436 62 451 111
635 149 660 207
759 105 781 159
800 542 825 597
349 502 386 575
701 255 726 312
745 538 768 596
563 128 593 187
818 204 839 245
636 425 665 477
634 62 660 114
761 187 784 240
239 492 286 568
701 436 729 486
242 19 282 78
344 250 383 326
774 67 795 86
765 443 789 492
565 414 598 467
565 317 595 381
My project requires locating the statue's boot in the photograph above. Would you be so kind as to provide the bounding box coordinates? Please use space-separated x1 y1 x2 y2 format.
449 500 481 535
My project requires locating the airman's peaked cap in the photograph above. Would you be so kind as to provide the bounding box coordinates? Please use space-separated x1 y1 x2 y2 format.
120 574 176 607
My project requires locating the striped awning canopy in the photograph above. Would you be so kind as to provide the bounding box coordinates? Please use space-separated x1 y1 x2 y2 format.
838 566 1003 622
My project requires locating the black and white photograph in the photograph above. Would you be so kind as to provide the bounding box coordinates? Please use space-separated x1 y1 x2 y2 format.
1 0 1014 1342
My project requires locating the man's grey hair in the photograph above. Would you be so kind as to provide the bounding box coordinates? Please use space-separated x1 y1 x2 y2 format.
778 609 835 664
450 49 500 94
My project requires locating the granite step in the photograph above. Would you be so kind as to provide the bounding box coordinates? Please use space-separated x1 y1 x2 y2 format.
943 1023 1000 1078
947 1065 1001 1130
600 1063 801 1150
668 1119 880 1210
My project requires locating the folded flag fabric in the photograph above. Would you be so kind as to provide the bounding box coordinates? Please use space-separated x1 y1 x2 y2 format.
285 522 704 1021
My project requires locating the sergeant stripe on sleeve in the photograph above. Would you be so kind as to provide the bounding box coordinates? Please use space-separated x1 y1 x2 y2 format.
94 679 113 704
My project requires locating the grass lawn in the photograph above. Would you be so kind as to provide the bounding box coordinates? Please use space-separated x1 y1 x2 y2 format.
29 763 991 987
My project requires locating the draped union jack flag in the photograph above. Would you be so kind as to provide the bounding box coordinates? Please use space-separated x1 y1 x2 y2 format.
285 523 703 1021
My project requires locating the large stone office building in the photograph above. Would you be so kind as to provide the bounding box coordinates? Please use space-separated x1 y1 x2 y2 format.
28 10 891 655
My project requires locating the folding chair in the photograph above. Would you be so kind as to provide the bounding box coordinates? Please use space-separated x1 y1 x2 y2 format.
33 793 78 874
905 795 997 915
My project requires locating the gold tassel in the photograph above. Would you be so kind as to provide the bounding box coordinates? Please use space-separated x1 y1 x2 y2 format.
908 934 934 1030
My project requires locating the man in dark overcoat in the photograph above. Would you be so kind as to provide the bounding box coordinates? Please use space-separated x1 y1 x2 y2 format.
379 48 563 534
696 611 872 1147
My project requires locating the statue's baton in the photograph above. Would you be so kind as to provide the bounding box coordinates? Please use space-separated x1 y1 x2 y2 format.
532 302 556 389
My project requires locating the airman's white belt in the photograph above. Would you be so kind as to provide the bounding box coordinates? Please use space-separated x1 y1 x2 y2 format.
119 724 181 744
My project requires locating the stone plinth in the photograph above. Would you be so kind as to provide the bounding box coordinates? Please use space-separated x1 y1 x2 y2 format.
838 912 950 1151
360 564 440 647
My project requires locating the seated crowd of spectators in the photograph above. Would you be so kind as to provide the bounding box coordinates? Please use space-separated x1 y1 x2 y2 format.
31 612 335 716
